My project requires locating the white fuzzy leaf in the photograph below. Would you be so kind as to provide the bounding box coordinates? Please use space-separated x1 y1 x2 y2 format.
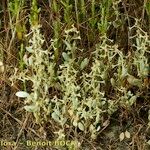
78 122 84 131
16 91 29 98
28 56 33 65
52 112 60 122
73 120 78 127
62 52 70 61
119 132 125 141
96 126 101 131
26 46 33 53
24 105 38 112
125 130 130 139
0 61 4 73
80 58 89 70
147 140 150 145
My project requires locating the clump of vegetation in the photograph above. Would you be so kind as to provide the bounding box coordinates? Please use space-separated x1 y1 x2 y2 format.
1 0 150 149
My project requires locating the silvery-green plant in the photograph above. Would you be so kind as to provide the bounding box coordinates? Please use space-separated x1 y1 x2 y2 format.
11 19 149 141
131 22 149 79
82 36 119 138
16 25 56 123
51 25 82 134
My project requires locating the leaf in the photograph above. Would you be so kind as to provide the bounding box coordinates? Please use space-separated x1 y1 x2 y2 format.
63 40 72 50
96 126 101 131
28 56 33 65
147 140 150 145
61 118 67 126
16 91 29 98
129 96 137 106
127 75 142 87
62 52 70 61
121 66 128 78
0 61 4 73
110 78 115 87
91 133 97 139
148 114 150 121
78 122 84 131
125 130 130 139
26 46 33 53
89 124 94 132
52 112 60 122
24 105 38 112
80 58 89 70
119 132 125 141
73 120 78 127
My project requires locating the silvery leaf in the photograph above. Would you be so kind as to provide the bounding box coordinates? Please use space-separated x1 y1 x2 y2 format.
24 105 38 112
80 58 89 70
16 91 29 98
125 130 130 139
73 120 78 127
78 122 84 131
119 132 125 141
52 112 60 122
62 52 70 61
26 46 33 53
